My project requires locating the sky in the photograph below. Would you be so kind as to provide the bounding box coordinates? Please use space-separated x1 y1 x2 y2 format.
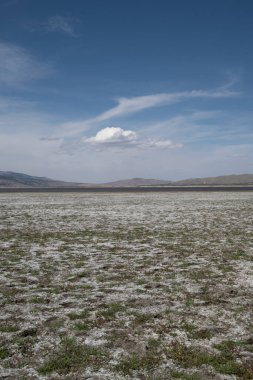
0 0 253 182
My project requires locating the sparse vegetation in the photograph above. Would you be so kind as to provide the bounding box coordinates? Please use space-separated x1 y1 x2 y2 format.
0 345 11 359
97 302 126 320
39 337 107 374
67 310 89 320
0 192 252 379
115 350 162 375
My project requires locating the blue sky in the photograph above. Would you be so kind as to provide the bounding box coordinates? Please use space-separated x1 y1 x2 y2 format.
0 0 252 182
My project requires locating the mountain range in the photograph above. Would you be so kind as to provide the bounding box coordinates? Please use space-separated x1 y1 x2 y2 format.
1 171 253 188
0 171 83 188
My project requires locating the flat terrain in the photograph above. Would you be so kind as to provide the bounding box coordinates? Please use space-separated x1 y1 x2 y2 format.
0 192 253 379
1 186 253 193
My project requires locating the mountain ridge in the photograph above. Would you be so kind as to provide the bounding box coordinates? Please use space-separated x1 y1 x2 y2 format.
0 171 85 188
1 171 253 187
100 177 172 186
173 174 253 186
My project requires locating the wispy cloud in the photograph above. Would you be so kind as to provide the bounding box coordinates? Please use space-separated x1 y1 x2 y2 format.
46 16 77 37
140 110 222 136
0 42 51 87
61 88 238 136
0 96 34 111
96 90 236 121
140 108 253 148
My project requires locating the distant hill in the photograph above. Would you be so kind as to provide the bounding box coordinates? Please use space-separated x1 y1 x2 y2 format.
173 174 253 186
0 171 253 188
0 171 84 188
101 178 172 187
103 174 253 187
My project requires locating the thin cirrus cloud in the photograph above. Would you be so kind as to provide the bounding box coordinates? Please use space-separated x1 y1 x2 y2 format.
61 88 238 136
81 126 182 150
46 16 77 37
95 89 237 121
0 42 51 87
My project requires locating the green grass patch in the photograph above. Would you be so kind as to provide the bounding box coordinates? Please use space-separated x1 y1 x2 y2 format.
30 296 46 304
46 318 64 331
67 310 89 320
74 322 89 332
0 345 11 359
97 302 125 320
115 351 162 375
132 312 154 324
115 336 162 375
0 324 19 333
167 341 247 376
38 337 107 375
182 323 214 340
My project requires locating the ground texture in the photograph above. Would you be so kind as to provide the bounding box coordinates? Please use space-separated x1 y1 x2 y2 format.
0 192 253 380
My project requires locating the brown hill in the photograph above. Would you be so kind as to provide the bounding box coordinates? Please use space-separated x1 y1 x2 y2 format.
0 171 84 188
174 174 253 186
101 178 172 187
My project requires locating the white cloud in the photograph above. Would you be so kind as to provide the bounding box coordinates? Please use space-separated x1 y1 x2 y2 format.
0 42 51 86
46 16 77 37
61 88 238 136
84 126 137 145
81 126 182 150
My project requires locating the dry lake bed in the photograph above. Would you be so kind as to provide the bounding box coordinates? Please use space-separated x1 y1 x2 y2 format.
0 192 253 380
